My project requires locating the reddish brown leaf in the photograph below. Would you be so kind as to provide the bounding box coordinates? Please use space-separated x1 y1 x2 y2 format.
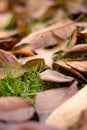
0 38 19 51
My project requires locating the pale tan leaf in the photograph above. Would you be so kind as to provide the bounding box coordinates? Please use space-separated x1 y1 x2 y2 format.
45 85 87 129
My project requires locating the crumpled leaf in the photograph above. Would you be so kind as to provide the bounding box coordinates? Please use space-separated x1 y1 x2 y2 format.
40 69 74 83
35 80 78 122
0 97 35 122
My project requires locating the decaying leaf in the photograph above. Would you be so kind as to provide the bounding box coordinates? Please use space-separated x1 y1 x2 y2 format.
40 69 74 83
45 85 87 129
35 81 78 122
0 97 35 122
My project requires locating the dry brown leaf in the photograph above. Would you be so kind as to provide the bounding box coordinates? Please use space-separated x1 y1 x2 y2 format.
51 31 66 45
65 60 87 74
68 44 87 55
18 55 41 65
13 21 87 56
0 121 59 130
0 49 25 79
13 20 72 51
35 80 78 122
53 60 87 82
0 49 19 68
0 38 19 51
45 85 87 129
0 97 35 122
40 69 74 83
23 58 45 70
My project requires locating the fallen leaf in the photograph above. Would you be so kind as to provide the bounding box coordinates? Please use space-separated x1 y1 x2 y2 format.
23 58 45 70
0 38 19 51
40 69 74 83
45 85 87 129
0 49 25 79
53 60 87 82
0 121 59 130
0 97 35 122
65 60 87 74
68 44 87 55
13 20 73 51
35 81 78 122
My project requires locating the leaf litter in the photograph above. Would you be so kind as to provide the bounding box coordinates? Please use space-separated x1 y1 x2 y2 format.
0 0 87 130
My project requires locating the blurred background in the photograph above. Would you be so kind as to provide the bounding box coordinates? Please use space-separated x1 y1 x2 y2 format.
0 0 87 38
